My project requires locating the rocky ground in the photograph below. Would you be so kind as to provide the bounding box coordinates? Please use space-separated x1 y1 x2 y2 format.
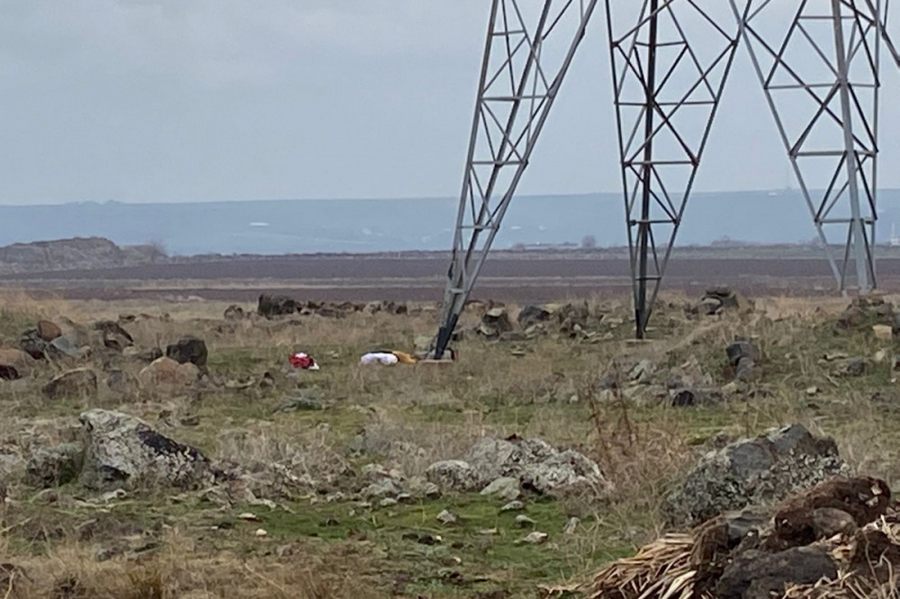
1 289 900 598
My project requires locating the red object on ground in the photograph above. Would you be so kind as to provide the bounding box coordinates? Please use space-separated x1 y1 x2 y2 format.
289 352 318 370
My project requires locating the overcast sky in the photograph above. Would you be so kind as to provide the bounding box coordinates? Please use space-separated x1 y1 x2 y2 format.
0 0 898 204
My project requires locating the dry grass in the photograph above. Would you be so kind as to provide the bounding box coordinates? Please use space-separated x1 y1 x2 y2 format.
1 290 899 597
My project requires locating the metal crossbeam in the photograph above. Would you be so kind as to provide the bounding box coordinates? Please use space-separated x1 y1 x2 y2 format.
732 0 886 291
607 0 744 337
433 0 599 358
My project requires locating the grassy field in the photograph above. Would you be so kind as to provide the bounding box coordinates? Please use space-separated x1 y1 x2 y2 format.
1 291 898 598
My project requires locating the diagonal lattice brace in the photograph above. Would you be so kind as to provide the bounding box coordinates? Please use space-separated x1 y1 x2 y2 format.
733 0 887 292
433 0 600 358
606 0 745 338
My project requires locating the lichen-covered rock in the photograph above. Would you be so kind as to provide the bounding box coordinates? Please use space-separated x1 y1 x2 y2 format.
93 320 134 352
426 436 610 496
666 424 845 526
425 460 480 492
42 368 98 399
79 409 213 490
25 443 83 488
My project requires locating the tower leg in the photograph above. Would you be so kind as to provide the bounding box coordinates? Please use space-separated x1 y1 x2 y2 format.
734 0 882 292
606 0 744 338
433 0 599 358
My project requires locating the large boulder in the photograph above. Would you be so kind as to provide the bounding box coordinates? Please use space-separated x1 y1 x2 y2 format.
165 336 208 368
666 424 845 526
0 348 34 380
79 409 213 489
426 436 610 497
138 357 199 388
19 329 48 359
258 294 300 318
42 368 98 399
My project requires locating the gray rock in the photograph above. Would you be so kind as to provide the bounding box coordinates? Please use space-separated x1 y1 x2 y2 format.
563 516 580 535
50 336 84 359
500 500 525 512
727 340 759 381
480 476 521 501
515 514 536 528
666 424 845 526
25 443 83 488
436 509 458 525
519 531 548 545
716 547 837 599
43 368 98 399
361 478 402 499
426 436 610 496
478 307 513 338
79 409 213 490
425 460 481 492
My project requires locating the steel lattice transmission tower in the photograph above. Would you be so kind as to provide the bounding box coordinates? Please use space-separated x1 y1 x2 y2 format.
432 0 899 358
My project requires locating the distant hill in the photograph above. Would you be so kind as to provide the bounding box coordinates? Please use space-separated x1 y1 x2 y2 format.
0 237 166 274
0 191 896 255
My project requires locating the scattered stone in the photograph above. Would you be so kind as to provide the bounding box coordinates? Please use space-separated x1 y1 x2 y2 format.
425 460 480 492
518 531 548 545
838 296 894 331
361 478 402 499
94 320 134 352
500 500 525 513
805 386 819 397
19 329 48 359
379 497 398 508
258 294 300 318
436 509 458 525
138 357 199 388
518 305 551 327
836 357 867 377
79 409 213 490
42 368 98 399
0 348 34 380
237 512 260 522
671 388 723 407
402 531 442 545
165 336 208 368
25 444 83 488
514 514 536 528
695 287 752 315
426 436 610 497
480 477 521 501
665 424 845 526
50 336 83 359
37 320 62 342
255 528 268 538
224 305 245 320
563 516 580 535
726 340 758 382
478 307 513 339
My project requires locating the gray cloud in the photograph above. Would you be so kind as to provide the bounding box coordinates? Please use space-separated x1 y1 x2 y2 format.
0 0 897 204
